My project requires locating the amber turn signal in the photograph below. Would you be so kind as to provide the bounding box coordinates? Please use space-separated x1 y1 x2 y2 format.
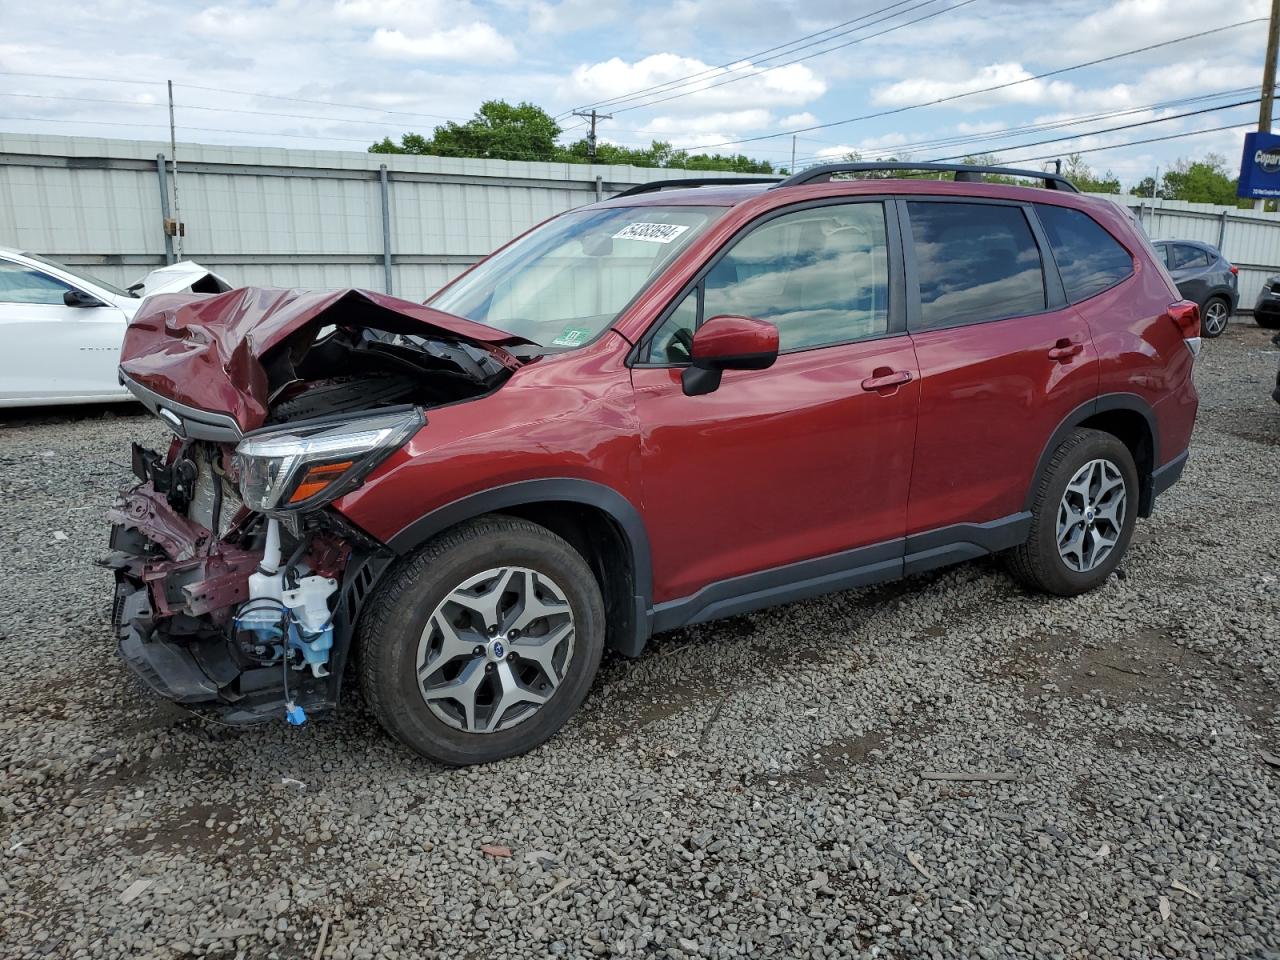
288 460 355 503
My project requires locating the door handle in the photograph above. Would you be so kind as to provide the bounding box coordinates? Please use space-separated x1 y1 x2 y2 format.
1048 339 1084 362
860 369 912 392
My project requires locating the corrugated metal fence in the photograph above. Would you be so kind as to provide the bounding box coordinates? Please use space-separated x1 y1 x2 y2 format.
0 134 774 300
3 133 1280 310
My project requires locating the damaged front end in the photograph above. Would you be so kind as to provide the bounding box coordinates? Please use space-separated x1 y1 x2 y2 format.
107 288 534 724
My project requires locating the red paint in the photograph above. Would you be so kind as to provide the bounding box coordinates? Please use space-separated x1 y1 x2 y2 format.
630 337 919 600
690 314 779 364
128 176 1196 612
119 287 531 432
906 304 1098 533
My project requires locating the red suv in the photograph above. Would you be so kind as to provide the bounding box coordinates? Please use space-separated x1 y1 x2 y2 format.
109 162 1200 765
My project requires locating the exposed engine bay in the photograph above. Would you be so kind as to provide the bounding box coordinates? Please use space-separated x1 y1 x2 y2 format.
107 287 535 724
107 438 391 724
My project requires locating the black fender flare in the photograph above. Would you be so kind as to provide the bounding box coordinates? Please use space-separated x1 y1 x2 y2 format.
1026 393 1161 516
385 478 654 655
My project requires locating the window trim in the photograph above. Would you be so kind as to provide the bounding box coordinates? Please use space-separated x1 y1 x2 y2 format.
899 196 1064 335
629 195 906 367
1030 203 1136 306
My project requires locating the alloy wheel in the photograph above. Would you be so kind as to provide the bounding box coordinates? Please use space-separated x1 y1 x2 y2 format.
416 566 575 733
1203 300 1229 336
1056 458 1126 573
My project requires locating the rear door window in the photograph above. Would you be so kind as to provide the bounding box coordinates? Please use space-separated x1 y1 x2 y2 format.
1035 204 1134 302
906 201 1046 330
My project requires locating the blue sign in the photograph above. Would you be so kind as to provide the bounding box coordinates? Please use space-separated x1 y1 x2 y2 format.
1238 131 1280 199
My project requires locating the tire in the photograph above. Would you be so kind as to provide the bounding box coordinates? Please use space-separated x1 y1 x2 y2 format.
358 516 605 765
1255 312 1280 330
1008 428 1139 596
1200 296 1231 338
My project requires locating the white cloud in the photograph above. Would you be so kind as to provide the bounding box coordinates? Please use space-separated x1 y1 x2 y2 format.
527 0 624 33
638 109 775 136
369 23 516 63
335 0 473 28
873 63 1078 112
567 53 827 114
779 112 817 127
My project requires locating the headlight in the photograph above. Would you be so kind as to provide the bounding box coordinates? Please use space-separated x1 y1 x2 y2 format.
233 408 422 513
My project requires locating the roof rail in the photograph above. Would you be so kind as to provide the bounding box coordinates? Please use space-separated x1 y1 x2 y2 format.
774 162 1079 193
612 176 783 198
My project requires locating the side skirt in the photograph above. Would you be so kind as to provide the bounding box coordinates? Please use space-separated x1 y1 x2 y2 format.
648 512 1031 635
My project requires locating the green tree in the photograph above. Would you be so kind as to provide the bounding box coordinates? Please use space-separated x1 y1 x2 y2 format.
369 101 562 162
1160 154 1238 205
371 101 782 172
1061 154 1120 194
1131 176 1159 199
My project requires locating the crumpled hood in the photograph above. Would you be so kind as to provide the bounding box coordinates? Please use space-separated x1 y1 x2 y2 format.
118 286 533 433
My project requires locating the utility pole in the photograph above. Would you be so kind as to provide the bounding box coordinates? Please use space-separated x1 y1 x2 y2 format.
167 80 183 259
572 109 612 162
1256 0 1280 209
791 135 796 173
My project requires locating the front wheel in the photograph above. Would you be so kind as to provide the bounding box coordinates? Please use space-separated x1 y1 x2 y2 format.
1008 429 1139 596
358 516 605 765
1200 297 1230 338
1255 312 1280 330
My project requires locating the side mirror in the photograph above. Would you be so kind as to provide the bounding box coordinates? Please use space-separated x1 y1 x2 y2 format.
682 315 779 396
64 289 104 308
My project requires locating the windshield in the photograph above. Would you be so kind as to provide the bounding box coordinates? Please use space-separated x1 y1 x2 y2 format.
22 252 135 298
429 205 723 349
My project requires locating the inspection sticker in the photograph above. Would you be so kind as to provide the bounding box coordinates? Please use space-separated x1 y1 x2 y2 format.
611 222 690 244
551 326 593 347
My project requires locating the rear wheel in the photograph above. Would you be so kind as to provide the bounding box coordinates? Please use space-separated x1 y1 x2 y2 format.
358 516 605 765
1008 429 1138 596
1200 297 1230 338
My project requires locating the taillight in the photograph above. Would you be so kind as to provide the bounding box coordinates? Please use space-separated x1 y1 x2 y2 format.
1230 264 1239 276
1167 300 1201 358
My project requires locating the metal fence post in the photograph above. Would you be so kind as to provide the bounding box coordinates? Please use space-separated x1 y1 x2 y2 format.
156 154 175 265
379 164 393 295
1218 209 1229 250
595 175 603 201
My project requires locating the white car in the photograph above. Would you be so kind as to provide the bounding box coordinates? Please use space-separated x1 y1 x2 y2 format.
0 247 231 407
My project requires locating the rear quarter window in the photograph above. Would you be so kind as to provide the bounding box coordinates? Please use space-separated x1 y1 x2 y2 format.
1036 204 1134 303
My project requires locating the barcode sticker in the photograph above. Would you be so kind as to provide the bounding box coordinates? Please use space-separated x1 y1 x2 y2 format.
611 222 691 244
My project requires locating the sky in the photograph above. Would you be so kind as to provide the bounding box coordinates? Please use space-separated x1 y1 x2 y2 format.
0 0 1272 186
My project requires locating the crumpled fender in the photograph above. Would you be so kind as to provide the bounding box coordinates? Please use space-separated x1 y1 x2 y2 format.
118 287 532 433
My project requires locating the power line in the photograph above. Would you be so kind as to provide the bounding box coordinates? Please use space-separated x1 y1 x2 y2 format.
678 17 1266 152
808 88 1257 160
0 90 462 130
0 70 161 86
0 70 468 124
565 0 936 116
175 82 466 123
609 0 979 116
929 97 1258 160
1001 117 1267 165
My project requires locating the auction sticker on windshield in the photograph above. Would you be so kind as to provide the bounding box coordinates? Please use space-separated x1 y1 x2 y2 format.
612 222 691 244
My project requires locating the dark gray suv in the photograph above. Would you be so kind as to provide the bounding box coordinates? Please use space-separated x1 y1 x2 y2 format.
1153 240 1238 338
1252 276 1280 330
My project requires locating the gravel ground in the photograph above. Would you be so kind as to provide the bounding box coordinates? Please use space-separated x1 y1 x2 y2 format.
1 324 1278 960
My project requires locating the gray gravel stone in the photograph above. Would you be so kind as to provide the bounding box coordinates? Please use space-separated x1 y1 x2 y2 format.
0 327 1277 960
